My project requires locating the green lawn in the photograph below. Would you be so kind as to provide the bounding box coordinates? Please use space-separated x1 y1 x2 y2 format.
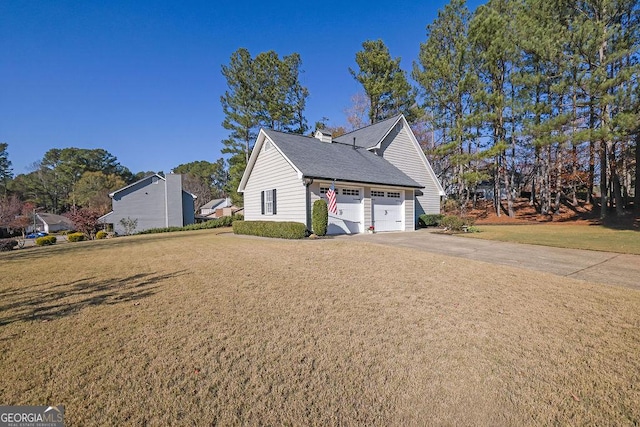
465 224 640 254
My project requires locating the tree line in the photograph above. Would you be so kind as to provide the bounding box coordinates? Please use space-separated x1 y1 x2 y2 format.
220 0 639 219
0 143 229 236
412 0 639 218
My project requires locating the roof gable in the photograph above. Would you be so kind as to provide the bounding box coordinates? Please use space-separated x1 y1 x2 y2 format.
379 117 446 196
109 173 164 197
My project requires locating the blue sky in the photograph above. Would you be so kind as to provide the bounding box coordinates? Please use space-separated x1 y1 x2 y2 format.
1 0 483 176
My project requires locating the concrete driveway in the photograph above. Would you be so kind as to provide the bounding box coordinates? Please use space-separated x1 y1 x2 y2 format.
341 230 640 290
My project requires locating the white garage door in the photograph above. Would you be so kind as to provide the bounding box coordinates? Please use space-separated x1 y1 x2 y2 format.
372 189 404 232
324 186 363 234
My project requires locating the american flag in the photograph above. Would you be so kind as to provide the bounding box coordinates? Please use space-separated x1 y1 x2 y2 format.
326 182 338 214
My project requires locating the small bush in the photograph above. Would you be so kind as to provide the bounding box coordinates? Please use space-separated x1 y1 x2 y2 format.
312 199 328 236
440 215 475 232
232 220 307 239
67 232 86 242
0 239 18 251
418 214 444 227
442 198 460 213
35 235 57 246
96 230 108 240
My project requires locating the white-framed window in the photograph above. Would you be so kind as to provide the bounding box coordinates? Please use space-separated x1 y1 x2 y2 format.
387 191 401 198
342 188 360 196
261 189 277 215
371 190 385 197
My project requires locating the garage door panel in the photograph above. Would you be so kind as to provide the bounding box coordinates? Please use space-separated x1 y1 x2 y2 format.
325 186 363 234
372 190 404 232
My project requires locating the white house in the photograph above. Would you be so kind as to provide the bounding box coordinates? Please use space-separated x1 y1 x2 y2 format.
238 115 444 234
29 213 75 234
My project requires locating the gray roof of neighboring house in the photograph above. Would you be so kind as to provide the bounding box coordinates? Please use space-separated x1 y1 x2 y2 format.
263 128 422 188
108 173 196 199
37 213 75 228
333 115 401 149
109 173 163 197
200 198 226 210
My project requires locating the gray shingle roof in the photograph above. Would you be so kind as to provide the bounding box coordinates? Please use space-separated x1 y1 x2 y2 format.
333 115 401 148
263 128 422 188
200 198 226 210
37 213 75 228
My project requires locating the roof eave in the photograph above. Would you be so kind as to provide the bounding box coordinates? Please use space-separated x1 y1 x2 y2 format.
303 175 423 189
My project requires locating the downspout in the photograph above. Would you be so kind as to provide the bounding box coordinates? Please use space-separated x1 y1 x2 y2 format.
164 177 169 227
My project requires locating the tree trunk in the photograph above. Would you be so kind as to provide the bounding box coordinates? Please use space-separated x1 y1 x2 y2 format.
531 146 539 207
600 140 608 219
571 82 578 206
494 156 501 217
587 102 596 205
505 150 514 217
635 132 640 214
609 143 625 216
571 145 578 206
554 144 562 214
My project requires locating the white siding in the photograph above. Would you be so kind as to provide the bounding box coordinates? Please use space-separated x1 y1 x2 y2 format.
243 145 306 223
379 123 441 220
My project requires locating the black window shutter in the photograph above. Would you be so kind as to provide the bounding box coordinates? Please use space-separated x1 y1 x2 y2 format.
272 189 277 215
261 191 265 215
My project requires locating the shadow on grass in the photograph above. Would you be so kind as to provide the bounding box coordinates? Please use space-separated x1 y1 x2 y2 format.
0 232 201 262
0 270 188 326
587 214 640 231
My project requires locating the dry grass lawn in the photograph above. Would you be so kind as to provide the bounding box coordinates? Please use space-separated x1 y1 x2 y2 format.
466 223 640 255
1 229 639 426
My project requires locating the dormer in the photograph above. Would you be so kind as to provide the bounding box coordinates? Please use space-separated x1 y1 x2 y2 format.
314 129 332 143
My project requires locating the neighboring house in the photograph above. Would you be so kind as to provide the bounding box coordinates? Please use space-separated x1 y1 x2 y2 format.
28 213 75 233
99 174 196 234
199 198 232 216
195 198 242 222
238 114 444 234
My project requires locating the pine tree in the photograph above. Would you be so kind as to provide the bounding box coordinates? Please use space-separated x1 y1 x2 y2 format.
220 48 309 206
563 0 639 217
413 0 483 206
469 0 520 217
350 39 419 124
0 143 12 197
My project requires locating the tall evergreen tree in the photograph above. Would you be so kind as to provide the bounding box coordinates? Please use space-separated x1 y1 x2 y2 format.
350 39 419 124
221 48 260 166
220 48 309 205
0 143 12 197
516 0 577 215
563 0 639 217
469 0 520 216
413 0 482 205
